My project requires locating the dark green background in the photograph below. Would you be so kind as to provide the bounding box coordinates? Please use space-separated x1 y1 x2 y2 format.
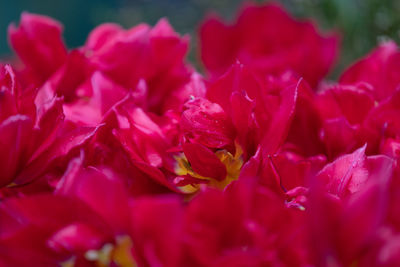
1 0 400 76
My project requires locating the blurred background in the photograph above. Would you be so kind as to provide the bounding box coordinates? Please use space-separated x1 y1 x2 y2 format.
1 0 400 76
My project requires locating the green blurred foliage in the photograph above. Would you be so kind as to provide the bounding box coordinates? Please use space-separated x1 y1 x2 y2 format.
280 0 400 76
1 0 400 76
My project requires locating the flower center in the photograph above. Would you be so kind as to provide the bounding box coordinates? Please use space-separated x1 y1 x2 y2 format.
174 143 243 193
60 235 137 267
85 235 136 267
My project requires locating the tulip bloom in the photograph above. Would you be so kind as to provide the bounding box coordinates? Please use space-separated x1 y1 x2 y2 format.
200 3 339 87
1 2 400 267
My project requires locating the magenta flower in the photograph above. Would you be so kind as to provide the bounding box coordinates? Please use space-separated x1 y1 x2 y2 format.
199 3 339 87
1 2 400 266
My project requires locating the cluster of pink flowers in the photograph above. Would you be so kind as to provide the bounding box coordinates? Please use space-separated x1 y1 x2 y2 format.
1 3 400 266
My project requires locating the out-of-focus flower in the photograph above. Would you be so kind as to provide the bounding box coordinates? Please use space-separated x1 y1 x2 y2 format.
308 154 394 266
340 41 400 101
0 65 98 191
199 3 339 87
182 176 309 266
83 19 192 114
8 13 67 87
9 13 198 125
0 155 184 267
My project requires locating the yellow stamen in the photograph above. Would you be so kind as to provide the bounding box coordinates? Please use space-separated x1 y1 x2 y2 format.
112 236 137 267
174 142 243 193
84 235 137 267
60 257 75 267
6 182 18 188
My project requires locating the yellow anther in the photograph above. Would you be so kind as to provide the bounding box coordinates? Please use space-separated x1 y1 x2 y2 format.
112 236 137 267
174 142 243 193
84 235 137 267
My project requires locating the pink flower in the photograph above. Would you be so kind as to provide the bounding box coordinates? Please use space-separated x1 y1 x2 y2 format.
0 155 184 266
316 145 393 197
9 13 199 128
199 3 339 87
340 41 400 101
182 177 309 266
8 13 67 86
314 82 400 159
308 153 394 266
0 65 99 190
2 4 400 266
